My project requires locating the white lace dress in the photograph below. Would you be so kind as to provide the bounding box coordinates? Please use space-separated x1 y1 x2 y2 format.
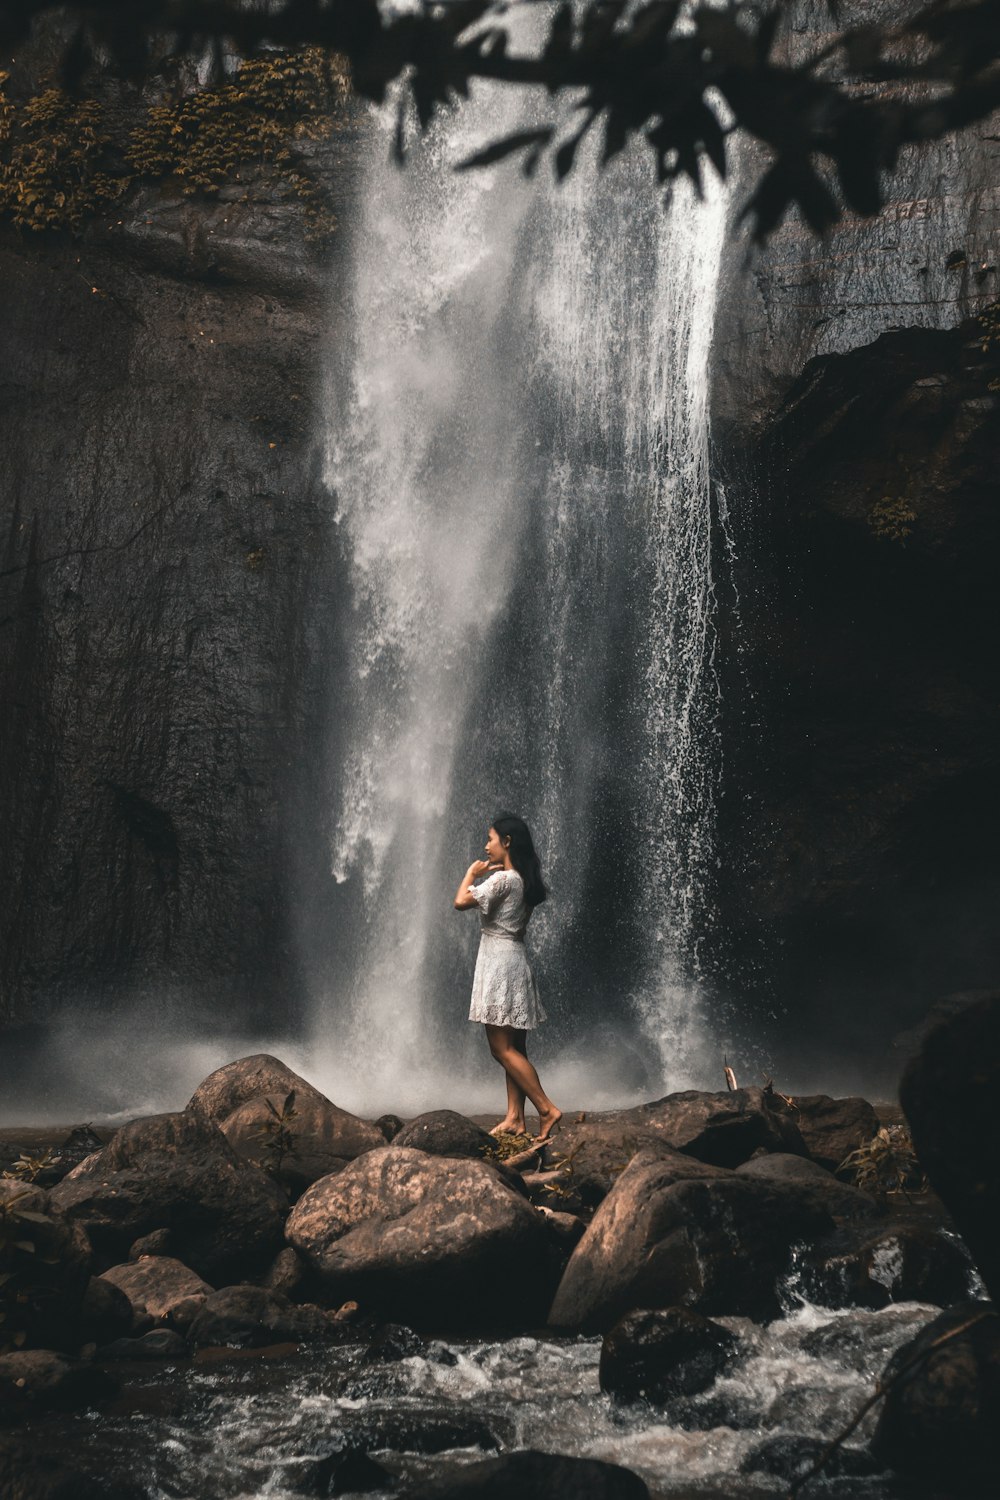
468 869 546 1029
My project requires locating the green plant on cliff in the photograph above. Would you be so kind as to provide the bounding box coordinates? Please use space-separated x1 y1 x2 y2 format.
868 495 917 544
0 47 349 238
0 75 127 229
125 48 349 240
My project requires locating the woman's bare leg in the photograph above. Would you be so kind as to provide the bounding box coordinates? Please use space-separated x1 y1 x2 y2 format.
486 1025 562 1141
489 1029 527 1135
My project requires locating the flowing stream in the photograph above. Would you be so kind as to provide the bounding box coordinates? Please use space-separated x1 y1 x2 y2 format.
36 1298 938 1498
318 75 732 1114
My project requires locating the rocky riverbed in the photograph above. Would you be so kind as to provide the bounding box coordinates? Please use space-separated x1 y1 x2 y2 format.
3 999 998 1499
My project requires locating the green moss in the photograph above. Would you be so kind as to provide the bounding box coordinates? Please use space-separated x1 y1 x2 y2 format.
0 48 349 240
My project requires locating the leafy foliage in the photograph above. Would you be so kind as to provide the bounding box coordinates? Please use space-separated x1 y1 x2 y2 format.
251 1089 300 1177
0 47 348 236
3 1 1000 238
1 1148 58 1183
868 495 917 542
838 1125 927 1196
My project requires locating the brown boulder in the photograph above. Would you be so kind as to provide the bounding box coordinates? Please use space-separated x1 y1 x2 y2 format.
100 1256 213 1322
0 1350 117 1414
599 1306 738 1403
286 1146 554 1329
186 1053 329 1122
0 1184 92 1351
788 1095 880 1174
548 1146 833 1332
736 1152 881 1220
49 1110 286 1281
219 1090 384 1192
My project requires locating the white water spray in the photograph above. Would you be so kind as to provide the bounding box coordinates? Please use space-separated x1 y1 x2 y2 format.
320 80 730 1110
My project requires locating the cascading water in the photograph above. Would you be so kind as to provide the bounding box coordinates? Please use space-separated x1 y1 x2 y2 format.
319 77 731 1112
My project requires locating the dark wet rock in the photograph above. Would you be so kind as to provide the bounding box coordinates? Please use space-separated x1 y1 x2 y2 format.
129 1229 172 1259
0 1350 118 1414
786 1096 880 1175
626 1087 807 1166
873 1300 1000 1486
0 1186 92 1350
403 1449 650 1499
288 1447 390 1496
599 1307 738 1403
548 1147 833 1331
0 1434 144 1500
78 1275 133 1346
799 1220 974 1310
900 994 1000 1303
736 1151 882 1219
262 1245 307 1298
348 1411 502 1456
50 1110 287 1280
97 1328 189 1362
187 1285 333 1349
166 1295 209 1333
741 1434 878 1480
392 1110 495 1160
665 1389 762 1432
100 1255 213 1321
362 1322 426 1362
286 1146 554 1330
374 1114 405 1142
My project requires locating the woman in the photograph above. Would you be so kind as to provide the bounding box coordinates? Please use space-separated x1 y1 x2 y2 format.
453 811 562 1142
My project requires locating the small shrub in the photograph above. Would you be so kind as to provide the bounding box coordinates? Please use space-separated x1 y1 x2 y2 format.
868 495 916 543
838 1125 927 1196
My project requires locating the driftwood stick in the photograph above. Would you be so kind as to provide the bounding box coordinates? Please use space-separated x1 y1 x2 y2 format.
787 1308 997 1499
502 1145 543 1172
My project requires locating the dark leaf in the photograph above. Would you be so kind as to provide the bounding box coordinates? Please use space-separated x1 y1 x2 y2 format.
456 127 554 171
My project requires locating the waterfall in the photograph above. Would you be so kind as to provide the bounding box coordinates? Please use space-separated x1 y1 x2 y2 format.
319 81 730 1113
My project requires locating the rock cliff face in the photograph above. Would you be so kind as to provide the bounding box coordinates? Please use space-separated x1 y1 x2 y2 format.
711 0 1000 1072
2 7 998 1082
0 61 361 1036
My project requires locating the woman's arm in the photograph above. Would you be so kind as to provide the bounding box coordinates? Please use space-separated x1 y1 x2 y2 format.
454 859 500 910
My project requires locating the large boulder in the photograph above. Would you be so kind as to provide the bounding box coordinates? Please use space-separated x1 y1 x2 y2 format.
100 1256 213 1322
548 1147 834 1332
736 1152 882 1220
624 1087 807 1166
872 1301 1000 1487
392 1111 495 1160
786 1095 880 1173
188 1054 385 1193
186 1285 332 1348
78 1276 134 1346
286 1146 554 1329
0 1350 118 1414
220 1092 385 1193
0 1436 143 1500
187 1053 330 1122
599 1307 738 1404
798 1220 974 1310
49 1111 286 1281
0 1182 92 1351
900 995 1000 1302
403 1450 649 1499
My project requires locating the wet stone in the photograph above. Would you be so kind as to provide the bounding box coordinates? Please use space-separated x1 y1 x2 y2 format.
741 1434 879 1481
97 1328 189 1362
403 1449 650 1499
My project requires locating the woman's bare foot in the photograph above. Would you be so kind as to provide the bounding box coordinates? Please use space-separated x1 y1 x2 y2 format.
489 1118 526 1138
534 1106 562 1144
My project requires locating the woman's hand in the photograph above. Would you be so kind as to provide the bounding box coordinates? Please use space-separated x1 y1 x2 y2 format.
468 858 498 878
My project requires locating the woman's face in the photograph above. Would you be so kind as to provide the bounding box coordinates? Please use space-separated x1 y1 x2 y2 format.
485 826 508 865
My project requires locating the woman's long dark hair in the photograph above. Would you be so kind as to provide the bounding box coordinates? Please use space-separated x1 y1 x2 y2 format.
492 810 548 909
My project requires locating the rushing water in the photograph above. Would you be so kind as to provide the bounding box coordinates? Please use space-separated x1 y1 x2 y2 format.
318 73 732 1114
41 1300 939 1498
